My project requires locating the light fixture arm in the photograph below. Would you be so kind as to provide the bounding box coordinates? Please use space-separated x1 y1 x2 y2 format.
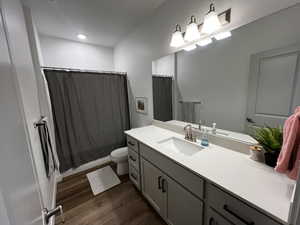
208 3 215 13
189 15 197 24
175 24 181 32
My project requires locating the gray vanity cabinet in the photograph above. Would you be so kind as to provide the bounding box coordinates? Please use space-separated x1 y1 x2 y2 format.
141 158 167 218
127 136 141 190
141 157 204 225
206 183 281 225
127 135 283 225
166 176 204 225
206 207 234 225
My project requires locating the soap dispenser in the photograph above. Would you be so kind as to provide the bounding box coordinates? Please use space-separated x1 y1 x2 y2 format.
201 129 209 147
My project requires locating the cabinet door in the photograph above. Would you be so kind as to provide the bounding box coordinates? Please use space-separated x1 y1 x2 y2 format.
166 176 204 225
141 158 166 218
206 207 234 225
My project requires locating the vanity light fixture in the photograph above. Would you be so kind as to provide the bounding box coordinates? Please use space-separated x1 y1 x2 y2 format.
184 16 201 42
170 24 185 47
183 44 197 51
197 38 213 47
214 31 232 40
77 34 87 40
201 3 221 34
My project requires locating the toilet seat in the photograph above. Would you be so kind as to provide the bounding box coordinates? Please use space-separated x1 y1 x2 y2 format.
110 147 128 162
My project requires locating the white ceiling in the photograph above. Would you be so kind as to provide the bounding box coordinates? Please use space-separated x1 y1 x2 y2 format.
26 0 167 47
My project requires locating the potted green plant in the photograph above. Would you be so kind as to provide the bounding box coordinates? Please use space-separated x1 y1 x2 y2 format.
251 126 283 167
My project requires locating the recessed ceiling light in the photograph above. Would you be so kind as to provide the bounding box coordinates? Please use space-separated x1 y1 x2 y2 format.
77 34 87 40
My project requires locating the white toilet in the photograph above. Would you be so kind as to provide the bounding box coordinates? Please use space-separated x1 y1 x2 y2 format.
110 147 129 175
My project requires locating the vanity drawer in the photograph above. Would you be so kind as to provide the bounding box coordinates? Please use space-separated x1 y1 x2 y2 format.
206 183 281 225
127 136 139 153
129 164 140 190
140 143 204 199
128 148 139 171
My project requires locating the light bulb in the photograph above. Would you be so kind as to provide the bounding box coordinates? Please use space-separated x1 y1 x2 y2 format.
77 34 87 40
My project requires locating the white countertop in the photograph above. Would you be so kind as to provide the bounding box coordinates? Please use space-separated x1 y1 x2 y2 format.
166 120 258 145
125 125 295 224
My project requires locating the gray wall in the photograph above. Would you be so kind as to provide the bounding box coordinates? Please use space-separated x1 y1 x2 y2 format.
114 0 300 128
40 35 114 71
176 5 300 132
152 54 175 76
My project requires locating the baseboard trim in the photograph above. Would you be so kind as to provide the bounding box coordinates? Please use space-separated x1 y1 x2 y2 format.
62 156 111 178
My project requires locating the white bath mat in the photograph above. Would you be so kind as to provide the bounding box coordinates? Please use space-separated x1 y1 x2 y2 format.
86 166 121 195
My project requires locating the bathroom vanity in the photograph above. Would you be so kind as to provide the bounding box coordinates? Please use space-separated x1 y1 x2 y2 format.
125 125 295 225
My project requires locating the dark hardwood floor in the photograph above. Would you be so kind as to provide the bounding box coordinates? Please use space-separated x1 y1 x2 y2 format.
56 163 166 225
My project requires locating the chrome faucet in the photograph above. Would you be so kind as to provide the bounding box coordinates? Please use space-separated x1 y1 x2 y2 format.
197 120 203 131
184 124 196 142
212 122 217 134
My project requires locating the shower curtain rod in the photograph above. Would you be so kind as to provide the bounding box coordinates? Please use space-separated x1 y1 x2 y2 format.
41 66 127 75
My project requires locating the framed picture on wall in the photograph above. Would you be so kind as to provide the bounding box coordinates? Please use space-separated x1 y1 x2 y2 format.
135 97 148 114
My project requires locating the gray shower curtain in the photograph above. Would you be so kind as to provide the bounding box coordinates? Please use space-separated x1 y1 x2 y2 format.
152 76 173 121
44 70 130 172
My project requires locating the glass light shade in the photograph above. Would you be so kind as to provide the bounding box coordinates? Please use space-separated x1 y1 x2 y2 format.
214 31 232 40
201 11 221 34
197 38 212 47
184 23 200 42
183 44 197 51
170 30 185 47
77 34 87 40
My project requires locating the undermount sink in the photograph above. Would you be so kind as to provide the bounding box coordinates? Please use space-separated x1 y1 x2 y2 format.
158 137 204 156
214 131 229 136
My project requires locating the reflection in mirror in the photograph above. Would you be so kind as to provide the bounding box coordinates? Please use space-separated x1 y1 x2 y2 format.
152 54 175 121
152 5 300 142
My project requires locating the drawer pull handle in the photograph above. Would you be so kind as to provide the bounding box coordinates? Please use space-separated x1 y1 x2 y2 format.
158 176 162 190
128 141 135 146
161 178 167 193
130 173 137 181
129 155 136 162
223 205 254 225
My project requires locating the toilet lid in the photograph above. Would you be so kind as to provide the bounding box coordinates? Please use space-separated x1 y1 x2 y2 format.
111 147 128 160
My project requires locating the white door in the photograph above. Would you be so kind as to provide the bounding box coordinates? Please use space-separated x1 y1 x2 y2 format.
0 5 43 225
246 44 300 131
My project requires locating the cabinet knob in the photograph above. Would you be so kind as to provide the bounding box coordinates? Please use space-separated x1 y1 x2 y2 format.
129 155 136 162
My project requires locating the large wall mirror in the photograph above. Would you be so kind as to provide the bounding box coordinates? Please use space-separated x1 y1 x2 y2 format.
152 5 300 141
